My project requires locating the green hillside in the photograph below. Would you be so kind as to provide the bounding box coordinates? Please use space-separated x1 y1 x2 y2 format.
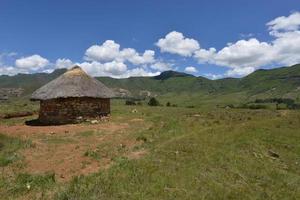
0 64 300 103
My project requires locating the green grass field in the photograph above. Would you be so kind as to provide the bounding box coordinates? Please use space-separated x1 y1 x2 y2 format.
0 100 300 199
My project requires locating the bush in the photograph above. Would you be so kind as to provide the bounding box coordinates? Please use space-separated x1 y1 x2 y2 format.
125 100 136 106
248 104 267 109
166 102 171 107
186 105 195 108
148 97 159 106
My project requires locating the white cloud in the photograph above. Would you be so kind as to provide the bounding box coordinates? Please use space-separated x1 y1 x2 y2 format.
79 60 159 78
121 68 160 78
0 65 20 76
15 54 49 70
184 66 198 73
225 67 255 77
80 61 127 77
204 67 255 80
2 12 300 79
85 40 120 62
102 61 127 75
271 31 300 65
55 58 74 69
267 12 300 32
204 73 224 80
156 31 200 56
85 40 155 65
194 12 300 77
194 39 274 68
194 48 217 64
150 61 173 71
120 48 155 65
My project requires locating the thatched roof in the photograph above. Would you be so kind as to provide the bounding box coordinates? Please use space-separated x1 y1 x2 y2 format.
31 66 115 100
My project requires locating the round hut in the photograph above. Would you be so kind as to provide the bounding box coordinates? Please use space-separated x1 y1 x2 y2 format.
31 66 115 124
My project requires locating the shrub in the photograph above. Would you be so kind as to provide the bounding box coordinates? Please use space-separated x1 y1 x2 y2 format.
166 102 171 107
248 104 267 109
148 97 159 106
125 100 136 105
186 105 195 108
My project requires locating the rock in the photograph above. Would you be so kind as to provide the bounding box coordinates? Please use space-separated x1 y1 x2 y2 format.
100 116 110 122
268 150 279 158
50 131 55 135
132 109 138 113
91 120 99 124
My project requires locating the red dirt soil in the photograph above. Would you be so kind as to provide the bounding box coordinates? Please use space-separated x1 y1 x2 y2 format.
0 120 147 182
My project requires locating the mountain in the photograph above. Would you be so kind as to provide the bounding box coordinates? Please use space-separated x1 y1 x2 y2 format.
0 68 67 96
153 70 194 80
0 64 300 101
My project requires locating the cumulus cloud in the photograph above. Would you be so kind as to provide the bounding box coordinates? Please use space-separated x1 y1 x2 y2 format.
79 60 159 78
121 68 160 78
194 12 300 77
2 12 300 79
85 40 155 65
204 66 256 79
0 65 20 76
267 11 300 32
55 58 74 69
156 31 200 56
15 54 49 70
194 39 274 69
150 61 173 71
271 31 300 65
80 61 127 77
184 66 198 73
204 73 225 80
85 40 120 62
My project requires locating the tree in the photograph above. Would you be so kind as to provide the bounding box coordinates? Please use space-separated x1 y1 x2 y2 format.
148 97 159 106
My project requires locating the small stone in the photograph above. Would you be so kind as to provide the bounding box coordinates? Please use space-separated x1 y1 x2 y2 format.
50 131 55 135
91 120 99 124
268 150 279 158
60 174 65 179
132 109 138 113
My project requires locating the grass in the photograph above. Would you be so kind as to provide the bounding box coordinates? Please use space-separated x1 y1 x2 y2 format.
0 134 32 167
0 101 300 199
84 149 102 160
54 106 300 200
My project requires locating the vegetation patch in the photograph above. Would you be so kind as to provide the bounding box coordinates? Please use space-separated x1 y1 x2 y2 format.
0 134 32 166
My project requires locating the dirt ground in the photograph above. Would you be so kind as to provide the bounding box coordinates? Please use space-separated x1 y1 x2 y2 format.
0 117 148 182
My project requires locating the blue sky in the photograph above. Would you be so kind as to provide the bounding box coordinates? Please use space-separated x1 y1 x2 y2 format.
0 0 300 78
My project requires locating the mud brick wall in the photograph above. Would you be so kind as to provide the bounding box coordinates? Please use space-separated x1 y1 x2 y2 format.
39 97 110 124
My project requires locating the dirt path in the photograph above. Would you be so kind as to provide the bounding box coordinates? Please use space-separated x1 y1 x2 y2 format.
0 119 147 182
0 122 129 138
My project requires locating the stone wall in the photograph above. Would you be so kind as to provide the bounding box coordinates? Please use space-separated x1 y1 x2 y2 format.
39 97 110 124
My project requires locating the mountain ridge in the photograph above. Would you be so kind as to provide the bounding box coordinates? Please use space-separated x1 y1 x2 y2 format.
0 64 300 100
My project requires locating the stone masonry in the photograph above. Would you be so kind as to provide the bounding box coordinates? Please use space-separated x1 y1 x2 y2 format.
39 97 110 124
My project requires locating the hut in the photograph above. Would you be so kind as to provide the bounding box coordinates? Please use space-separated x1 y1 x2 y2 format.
31 66 114 124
